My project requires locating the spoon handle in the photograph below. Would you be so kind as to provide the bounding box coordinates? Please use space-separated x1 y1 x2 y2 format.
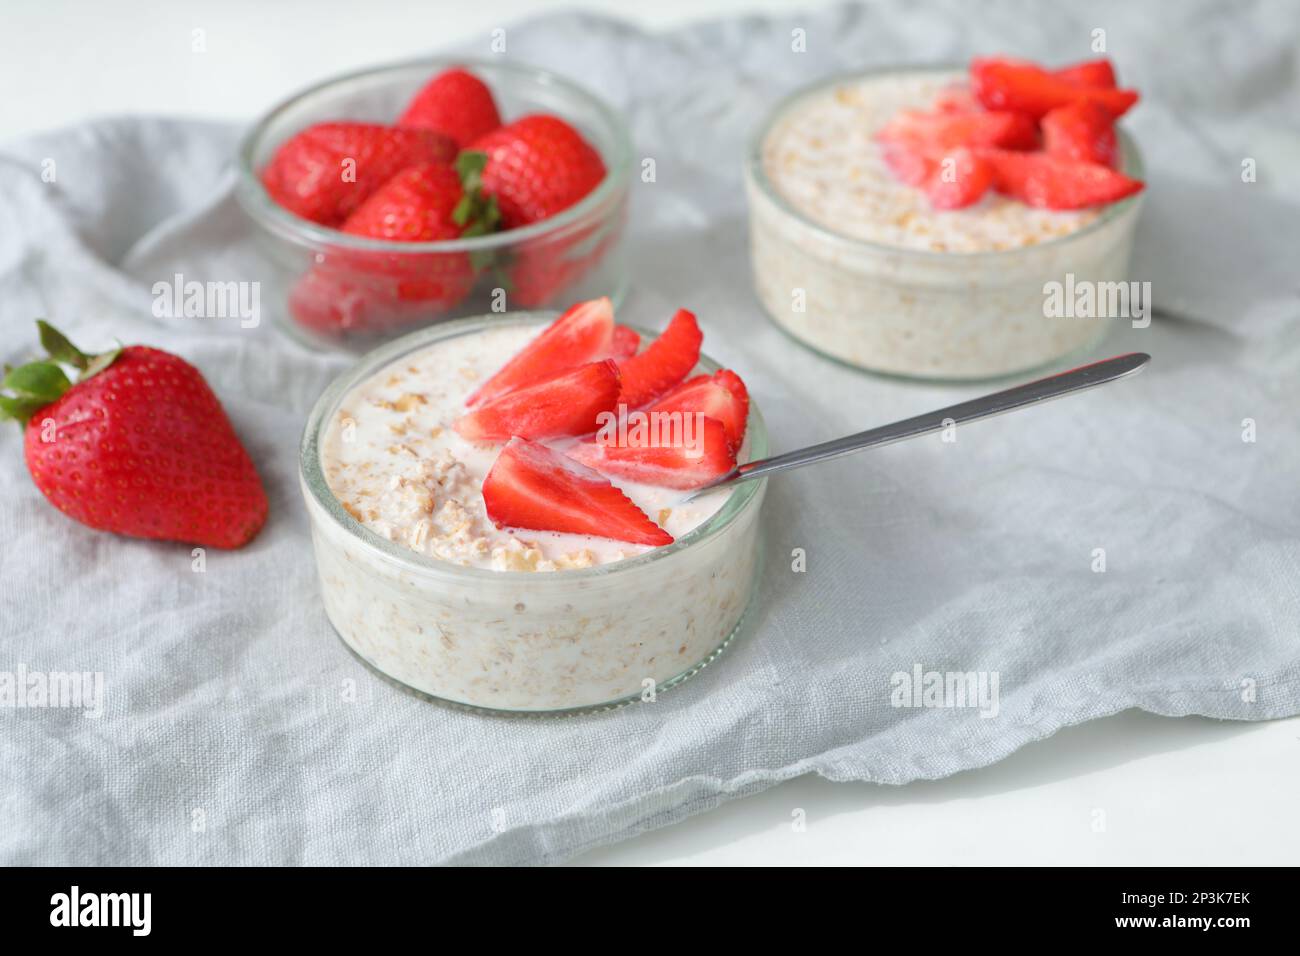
703 352 1150 492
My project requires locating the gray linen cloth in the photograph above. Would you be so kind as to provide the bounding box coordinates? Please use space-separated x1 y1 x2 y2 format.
2 2 1298 865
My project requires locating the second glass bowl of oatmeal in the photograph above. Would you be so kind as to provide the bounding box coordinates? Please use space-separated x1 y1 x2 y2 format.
300 312 768 715
745 66 1145 381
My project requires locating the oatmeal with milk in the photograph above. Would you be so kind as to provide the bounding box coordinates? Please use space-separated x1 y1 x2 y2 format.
322 323 737 572
304 301 765 711
746 56 1146 379
760 72 1105 253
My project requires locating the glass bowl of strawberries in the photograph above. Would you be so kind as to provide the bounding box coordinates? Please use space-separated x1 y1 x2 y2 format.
236 58 632 350
746 56 1146 380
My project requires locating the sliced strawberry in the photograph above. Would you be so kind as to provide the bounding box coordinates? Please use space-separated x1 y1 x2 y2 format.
875 107 1024 208
924 148 994 209
569 416 736 491
983 150 1144 210
1042 100 1119 168
881 146 993 209
617 309 703 408
611 325 641 360
971 57 1138 119
877 109 1038 151
483 438 672 546
712 369 750 435
647 370 749 450
1053 58 1117 89
466 297 614 407
881 144 936 187
456 360 620 442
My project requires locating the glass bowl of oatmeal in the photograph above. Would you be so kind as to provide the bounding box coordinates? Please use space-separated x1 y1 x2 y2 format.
299 312 768 715
236 57 632 352
745 65 1145 381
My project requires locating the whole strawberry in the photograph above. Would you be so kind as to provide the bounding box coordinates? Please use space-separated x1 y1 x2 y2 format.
342 153 498 244
289 153 501 334
398 67 502 148
468 115 609 307
470 114 606 228
260 122 457 225
1 322 268 549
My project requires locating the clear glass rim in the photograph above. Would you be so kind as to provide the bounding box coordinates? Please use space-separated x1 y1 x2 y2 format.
745 63 1146 261
236 56 633 254
299 312 769 583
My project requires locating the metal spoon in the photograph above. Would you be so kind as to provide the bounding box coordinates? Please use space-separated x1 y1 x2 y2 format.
692 352 1150 496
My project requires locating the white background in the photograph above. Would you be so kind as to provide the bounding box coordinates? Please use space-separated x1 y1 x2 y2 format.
4 0 1296 866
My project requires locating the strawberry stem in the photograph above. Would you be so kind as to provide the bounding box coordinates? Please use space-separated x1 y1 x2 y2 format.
0 321 121 425
450 150 502 270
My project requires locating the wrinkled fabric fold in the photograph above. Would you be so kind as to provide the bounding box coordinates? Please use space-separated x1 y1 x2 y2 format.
1 3 1298 866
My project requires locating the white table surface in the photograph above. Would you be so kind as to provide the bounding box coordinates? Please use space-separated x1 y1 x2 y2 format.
5 0 1296 867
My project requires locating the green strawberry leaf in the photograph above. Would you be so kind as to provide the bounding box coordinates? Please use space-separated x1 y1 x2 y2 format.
451 194 474 228
36 319 90 370
3 321 124 430
454 150 488 188
0 393 47 424
3 361 71 403
451 151 502 245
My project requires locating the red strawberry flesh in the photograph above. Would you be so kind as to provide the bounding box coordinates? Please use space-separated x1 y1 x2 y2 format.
1053 58 1118 89
881 145 936 187
617 309 703 409
712 370 750 434
467 297 615 407
925 148 994 209
971 57 1138 119
455 359 621 442
483 438 672 546
647 370 749 451
983 149 1144 209
877 109 1038 151
569 415 736 490
1042 100 1120 168
611 325 641 360
881 145 994 209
